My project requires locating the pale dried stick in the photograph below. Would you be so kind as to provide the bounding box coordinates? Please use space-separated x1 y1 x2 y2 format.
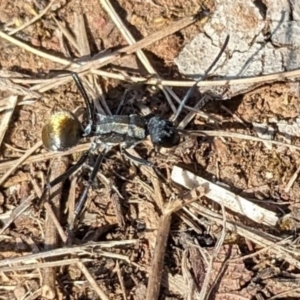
0 78 40 97
200 197 226 300
42 157 69 299
285 165 300 193
0 240 138 267
31 175 67 251
0 258 92 273
0 141 42 185
2 18 300 92
53 16 80 53
11 67 300 89
100 0 177 113
268 287 300 300
116 261 127 300
0 30 72 66
8 0 57 36
172 166 278 226
74 13 90 56
42 197 110 300
185 130 300 151
0 142 90 171
0 14 200 91
0 96 18 148
67 176 77 228
220 104 246 125
229 236 292 263
0 194 35 234
73 13 112 116
146 186 205 300
146 213 172 300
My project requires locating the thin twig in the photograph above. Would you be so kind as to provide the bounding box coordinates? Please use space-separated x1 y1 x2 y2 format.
0 142 90 171
116 261 127 300
52 16 80 53
0 258 92 273
100 0 178 114
0 194 35 234
74 13 91 56
0 240 138 267
8 0 57 36
285 165 300 193
184 130 300 151
0 14 201 92
146 213 172 300
42 157 69 299
0 141 42 185
9 66 300 89
201 197 226 300
77 262 110 300
0 96 18 148
146 186 205 300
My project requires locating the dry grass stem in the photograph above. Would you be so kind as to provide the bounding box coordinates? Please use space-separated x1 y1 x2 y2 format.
200 197 226 300
74 13 91 56
171 166 279 226
0 141 42 185
284 165 300 193
100 0 177 114
0 240 138 267
42 158 69 298
53 16 80 53
0 194 35 234
67 176 77 227
9 66 300 89
0 13 199 94
146 213 172 300
77 262 110 300
0 78 40 97
0 258 91 273
146 185 206 299
8 0 57 36
116 261 127 300
0 96 18 148
187 202 300 270
186 130 300 151
0 142 90 171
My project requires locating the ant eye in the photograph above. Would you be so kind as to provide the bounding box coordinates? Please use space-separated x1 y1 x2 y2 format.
42 110 82 151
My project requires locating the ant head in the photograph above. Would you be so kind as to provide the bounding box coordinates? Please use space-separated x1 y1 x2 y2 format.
147 116 180 148
42 110 83 151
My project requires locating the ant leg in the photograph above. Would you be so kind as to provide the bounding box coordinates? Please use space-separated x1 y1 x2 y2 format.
115 86 135 115
121 148 166 182
114 88 125 115
39 151 89 207
172 35 230 122
69 150 106 232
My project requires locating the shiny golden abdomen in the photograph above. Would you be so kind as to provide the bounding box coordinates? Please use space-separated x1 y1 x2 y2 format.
42 110 83 151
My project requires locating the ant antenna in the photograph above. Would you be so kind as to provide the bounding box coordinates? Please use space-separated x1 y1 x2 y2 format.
70 73 94 123
173 35 230 122
49 70 94 136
